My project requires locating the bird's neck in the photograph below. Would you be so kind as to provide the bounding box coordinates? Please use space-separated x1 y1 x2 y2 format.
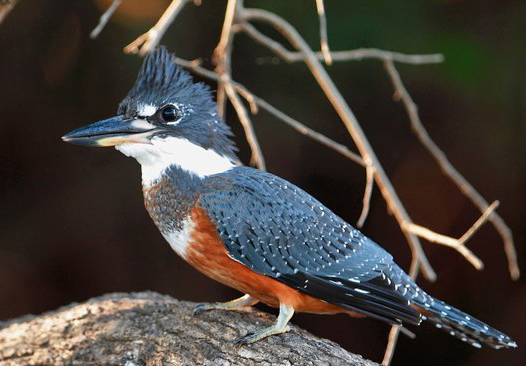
142 165 204 235
115 137 236 186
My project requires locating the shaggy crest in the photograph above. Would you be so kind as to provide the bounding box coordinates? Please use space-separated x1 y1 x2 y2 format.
118 47 216 117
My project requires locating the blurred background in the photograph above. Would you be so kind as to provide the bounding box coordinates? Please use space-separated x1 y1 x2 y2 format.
0 0 525 364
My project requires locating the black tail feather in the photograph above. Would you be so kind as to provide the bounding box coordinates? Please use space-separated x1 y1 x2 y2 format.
280 272 421 326
385 264 517 349
414 297 517 349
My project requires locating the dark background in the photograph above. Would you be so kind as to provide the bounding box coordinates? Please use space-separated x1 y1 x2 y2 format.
0 0 525 365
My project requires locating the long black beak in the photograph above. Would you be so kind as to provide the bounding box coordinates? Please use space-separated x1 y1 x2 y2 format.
62 115 154 147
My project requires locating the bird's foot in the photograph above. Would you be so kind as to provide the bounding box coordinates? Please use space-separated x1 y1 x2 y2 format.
234 325 291 345
234 331 256 345
192 303 214 315
234 303 295 345
192 294 258 315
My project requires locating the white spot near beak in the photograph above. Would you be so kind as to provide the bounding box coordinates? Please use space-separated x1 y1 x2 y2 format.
131 119 155 130
137 104 157 117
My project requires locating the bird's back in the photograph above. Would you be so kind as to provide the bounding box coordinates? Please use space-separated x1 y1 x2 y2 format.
199 166 421 325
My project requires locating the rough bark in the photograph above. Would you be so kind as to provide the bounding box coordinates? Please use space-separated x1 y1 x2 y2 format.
0 292 378 366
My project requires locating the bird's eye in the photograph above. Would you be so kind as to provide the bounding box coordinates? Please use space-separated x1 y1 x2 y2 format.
160 105 178 122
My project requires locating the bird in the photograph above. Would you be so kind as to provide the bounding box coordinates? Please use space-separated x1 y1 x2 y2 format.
62 47 517 350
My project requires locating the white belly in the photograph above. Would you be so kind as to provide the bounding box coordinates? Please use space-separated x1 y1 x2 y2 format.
161 218 195 260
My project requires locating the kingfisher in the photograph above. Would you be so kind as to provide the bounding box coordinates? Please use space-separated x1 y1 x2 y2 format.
62 47 516 349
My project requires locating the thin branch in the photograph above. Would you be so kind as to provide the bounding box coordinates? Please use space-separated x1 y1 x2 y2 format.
90 0 123 39
172 57 365 167
249 90 365 167
124 0 193 56
213 0 238 120
213 0 265 170
384 59 519 280
356 165 374 228
405 225 482 270
237 86 259 114
240 22 443 65
327 49 443 64
382 326 401 366
458 200 499 245
214 0 237 119
404 200 500 270
0 0 19 25
214 0 238 63
222 75 266 170
240 7 436 282
315 0 331 65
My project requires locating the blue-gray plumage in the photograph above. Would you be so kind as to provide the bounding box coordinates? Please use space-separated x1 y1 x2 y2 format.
200 167 420 325
62 47 517 350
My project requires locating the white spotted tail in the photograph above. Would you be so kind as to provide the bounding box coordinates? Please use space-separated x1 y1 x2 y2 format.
404 284 517 349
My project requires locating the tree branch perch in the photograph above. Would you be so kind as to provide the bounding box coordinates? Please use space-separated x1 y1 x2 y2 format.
0 292 379 366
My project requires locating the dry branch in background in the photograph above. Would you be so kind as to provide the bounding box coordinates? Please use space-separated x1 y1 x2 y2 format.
215 0 266 170
315 0 332 65
88 1 519 364
0 292 378 366
124 0 195 56
90 0 122 39
0 0 19 25
383 60 519 280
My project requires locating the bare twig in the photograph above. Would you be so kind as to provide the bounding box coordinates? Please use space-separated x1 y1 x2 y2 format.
237 86 259 114
90 0 123 39
382 326 401 366
0 0 19 25
240 22 443 65
403 200 500 270
248 90 365 167
172 57 365 167
213 0 265 170
213 0 239 119
357 165 374 228
384 60 519 280
326 49 444 64
458 200 499 245
223 74 266 170
214 0 238 63
407 223 482 270
315 0 331 65
124 0 193 56
240 7 436 282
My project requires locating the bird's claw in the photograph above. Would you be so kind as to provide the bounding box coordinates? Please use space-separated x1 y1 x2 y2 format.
192 303 209 315
234 331 255 346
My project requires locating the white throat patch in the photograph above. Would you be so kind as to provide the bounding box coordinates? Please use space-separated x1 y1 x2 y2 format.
115 136 235 185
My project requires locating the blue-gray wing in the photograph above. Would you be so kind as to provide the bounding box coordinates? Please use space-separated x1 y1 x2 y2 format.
200 167 420 325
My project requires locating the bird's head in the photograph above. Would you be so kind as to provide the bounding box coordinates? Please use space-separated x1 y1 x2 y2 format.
62 47 238 184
